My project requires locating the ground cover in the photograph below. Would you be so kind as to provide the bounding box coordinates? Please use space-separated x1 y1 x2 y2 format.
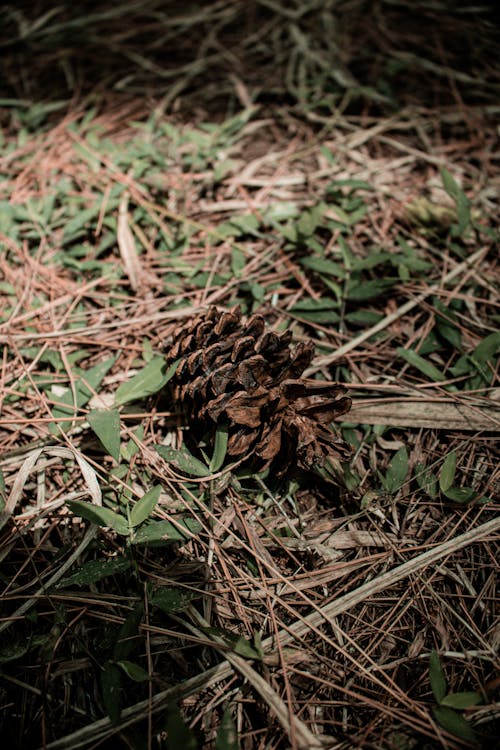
0 2 499 748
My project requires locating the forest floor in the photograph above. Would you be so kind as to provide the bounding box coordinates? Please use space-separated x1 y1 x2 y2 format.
0 2 499 749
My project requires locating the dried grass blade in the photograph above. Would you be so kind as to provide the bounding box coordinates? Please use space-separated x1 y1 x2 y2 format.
0 447 44 529
117 195 141 291
343 397 500 430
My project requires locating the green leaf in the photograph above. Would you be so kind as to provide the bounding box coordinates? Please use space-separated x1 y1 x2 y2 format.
329 178 373 192
63 204 100 241
50 357 116 426
229 214 260 235
130 485 161 527
415 463 439 499
101 661 122 724
300 256 347 279
346 278 397 301
442 486 476 504
439 452 457 493
56 557 131 587
473 331 500 366
149 586 197 614
342 463 361 491
115 660 149 682
296 204 326 237
289 298 340 324
440 168 470 234
432 706 476 742
265 202 299 222
155 444 210 477
114 356 178 406
397 347 447 382
382 447 408 493
351 251 393 271
429 650 447 703
441 691 482 709
165 702 198 750
210 425 228 472
232 635 263 659
0 641 31 664
231 246 246 276
113 604 144 661
345 310 383 326
433 299 462 350
202 626 262 659
87 408 121 462
66 500 129 536
215 707 239 750
132 517 202 546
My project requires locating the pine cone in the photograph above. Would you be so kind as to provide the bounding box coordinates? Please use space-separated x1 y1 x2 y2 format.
163 306 351 475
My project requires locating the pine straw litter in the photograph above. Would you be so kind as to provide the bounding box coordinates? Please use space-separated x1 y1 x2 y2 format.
0 99 499 749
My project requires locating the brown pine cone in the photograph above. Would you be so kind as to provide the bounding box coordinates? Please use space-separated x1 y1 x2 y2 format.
163 306 351 475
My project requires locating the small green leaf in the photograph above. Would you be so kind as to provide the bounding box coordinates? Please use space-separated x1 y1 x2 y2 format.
114 356 178 406
149 586 197 614
441 691 482 709
300 256 347 279
442 486 476 504
296 205 325 237
63 204 100 241
415 463 439 499
265 201 299 222
88 408 121 462
112 605 144 662
130 485 161 527
429 650 447 703
252 631 264 659
165 702 198 750
215 707 239 750
210 425 228 472
132 517 201 546
289 298 340 324
342 463 361 491
382 447 408 493
56 557 131 587
231 246 246 276
202 626 262 659
432 706 476 742
66 499 129 535
101 661 122 724
345 310 383 326
439 452 457 493
229 214 260 235
397 347 447 382
232 636 263 660
0 641 30 664
440 168 470 234
346 278 397 301
115 660 149 682
155 444 210 477
433 299 462 350
473 331 500 366
50 357 116 428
